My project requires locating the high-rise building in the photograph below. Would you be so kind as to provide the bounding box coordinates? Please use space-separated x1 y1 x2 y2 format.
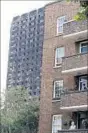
7 7 44 96
39 1 88 133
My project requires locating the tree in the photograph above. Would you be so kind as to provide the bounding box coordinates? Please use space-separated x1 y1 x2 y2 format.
71 0 88 20
1 87 39 133
60 0 88 20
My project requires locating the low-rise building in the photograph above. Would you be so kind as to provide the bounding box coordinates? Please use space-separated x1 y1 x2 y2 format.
39 1 88 133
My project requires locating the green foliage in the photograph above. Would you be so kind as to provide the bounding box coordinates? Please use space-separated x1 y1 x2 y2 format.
57 0 88 20
1 87 39 133
74 5 88 21
66 0 88 20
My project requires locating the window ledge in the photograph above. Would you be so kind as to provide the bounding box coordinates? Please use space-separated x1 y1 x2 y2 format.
56 33 63 37
52 99 61 102
53 65 62 69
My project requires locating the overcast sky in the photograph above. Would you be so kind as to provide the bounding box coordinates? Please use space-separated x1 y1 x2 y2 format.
1 1 53 92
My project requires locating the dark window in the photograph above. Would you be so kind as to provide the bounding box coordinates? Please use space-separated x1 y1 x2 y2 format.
30 86 32 90
31 68 33 71
34 92 36 95
36 49 38 52
25 81 27 84
32 56 34 59
18 65 20 68
22 70 24 73
39 90 40 94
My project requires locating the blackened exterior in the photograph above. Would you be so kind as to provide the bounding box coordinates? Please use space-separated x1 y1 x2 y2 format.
6 7 44 96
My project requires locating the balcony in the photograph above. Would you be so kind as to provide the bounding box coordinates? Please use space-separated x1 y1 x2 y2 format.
58 129 88 133
63 20 87 39
60 90 88 111
62 53 88 74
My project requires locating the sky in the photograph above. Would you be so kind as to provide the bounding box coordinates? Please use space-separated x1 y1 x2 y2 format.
1 1 53 93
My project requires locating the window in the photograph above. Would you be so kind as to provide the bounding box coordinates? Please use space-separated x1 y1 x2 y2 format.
53 80 63 99
77 111 88 129
55 47 64 66
57 16 66 34
52 115 62 133
79 75 88 91
34 92 36 95
30 16 34 21
80 41 88 53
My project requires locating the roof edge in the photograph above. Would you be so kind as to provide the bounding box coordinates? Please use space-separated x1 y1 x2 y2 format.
45 0 65 7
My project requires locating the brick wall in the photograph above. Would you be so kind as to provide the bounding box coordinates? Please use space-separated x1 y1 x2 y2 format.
63 20 87 36
60 91 88 108
39 1 81 133
62 53 88 71
44 1 80 40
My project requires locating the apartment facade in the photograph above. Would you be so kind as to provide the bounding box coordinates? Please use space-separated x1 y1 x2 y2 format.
7 8 44 96
39 1 88 133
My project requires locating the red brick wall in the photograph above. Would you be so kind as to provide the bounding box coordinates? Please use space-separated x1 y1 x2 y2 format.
39 1 80 133
61 91 88 108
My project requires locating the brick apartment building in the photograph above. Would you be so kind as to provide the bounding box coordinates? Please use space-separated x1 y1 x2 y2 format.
39 1 88 133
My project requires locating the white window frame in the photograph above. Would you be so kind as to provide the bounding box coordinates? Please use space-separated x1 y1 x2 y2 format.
53 80 63 99
79 75 88 91
55 47 64 67
52 115 62 133
57 16 66 34
79 41 88 54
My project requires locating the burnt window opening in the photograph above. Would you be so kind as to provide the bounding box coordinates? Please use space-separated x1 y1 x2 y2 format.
74 74 88 91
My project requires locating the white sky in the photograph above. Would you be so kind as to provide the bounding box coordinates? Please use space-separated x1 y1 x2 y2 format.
1 1 53 92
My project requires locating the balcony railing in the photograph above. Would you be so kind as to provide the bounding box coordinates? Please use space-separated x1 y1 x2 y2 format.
58 129 88 133
62 53 88 73
63 20 87 36
60 89 88 109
